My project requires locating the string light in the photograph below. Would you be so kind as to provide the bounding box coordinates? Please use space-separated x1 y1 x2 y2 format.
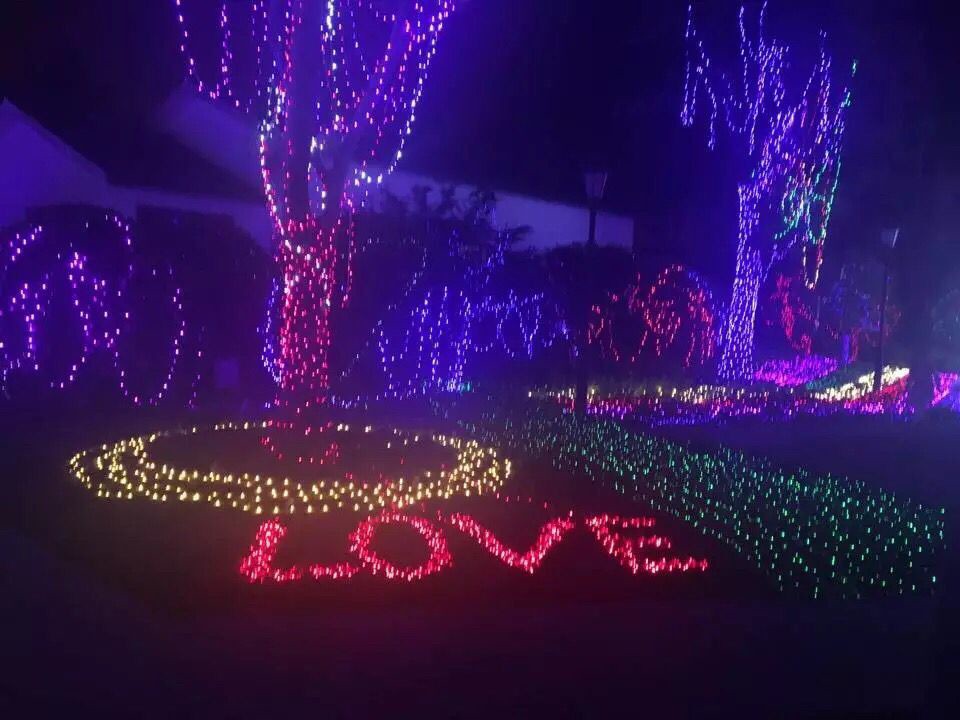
533 365 918 426
258 419 341 465
1 218 188 405
631 265 716 367
350 511 453 581
932 288 960 357
174 1 459 410
682 2 855 380
68 421 510 516
260 277 283 385
754 355 838 387
584 265 717 369
448 402 944 598
239 501 712 584
585 515 707 575
931 372 960 408
767 273 817 355
586 301 620 362
319 226 568 405
772 266 903 365
373 286 562 398
446 512 576 573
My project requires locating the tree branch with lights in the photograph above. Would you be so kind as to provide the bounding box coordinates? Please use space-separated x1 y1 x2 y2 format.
681 2 854 380
174 0 458 411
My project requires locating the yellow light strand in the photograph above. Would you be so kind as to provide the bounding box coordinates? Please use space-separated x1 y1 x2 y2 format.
68 421 510 516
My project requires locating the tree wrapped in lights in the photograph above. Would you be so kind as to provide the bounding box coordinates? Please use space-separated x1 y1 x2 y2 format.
629 264 717 368
174 0 458 410
681 2 854 380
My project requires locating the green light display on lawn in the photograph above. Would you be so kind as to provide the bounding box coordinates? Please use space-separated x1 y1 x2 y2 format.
453 404 944 599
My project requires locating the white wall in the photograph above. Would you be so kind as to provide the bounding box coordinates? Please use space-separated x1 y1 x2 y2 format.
2 95 635 253
0 101 112 228
377 170 633 251
162 90 635 251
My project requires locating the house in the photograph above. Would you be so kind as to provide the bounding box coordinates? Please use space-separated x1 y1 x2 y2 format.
1 94 634 253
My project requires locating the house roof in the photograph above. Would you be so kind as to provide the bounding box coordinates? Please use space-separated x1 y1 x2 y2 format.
1 93 261 202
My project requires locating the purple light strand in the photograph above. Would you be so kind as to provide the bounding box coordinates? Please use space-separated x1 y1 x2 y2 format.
681 2 855 381
1 216 189 406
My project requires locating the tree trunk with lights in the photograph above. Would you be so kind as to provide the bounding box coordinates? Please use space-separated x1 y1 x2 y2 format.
681 4 854 382
718 241 762 381
173 0 458 409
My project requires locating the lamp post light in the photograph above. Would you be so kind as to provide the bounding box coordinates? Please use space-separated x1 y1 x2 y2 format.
575 170 609 418
584 171 608 247
874 227 899 392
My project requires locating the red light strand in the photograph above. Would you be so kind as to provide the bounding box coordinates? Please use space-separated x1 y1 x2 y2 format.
585 515 709 575
349 511 453 581
445 512 576 574
240 510 710 583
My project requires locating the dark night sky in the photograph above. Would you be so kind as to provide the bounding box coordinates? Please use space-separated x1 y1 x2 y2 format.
2 1 959 280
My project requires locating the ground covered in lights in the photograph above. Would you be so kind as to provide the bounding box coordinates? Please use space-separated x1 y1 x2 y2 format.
534 361 958 428
2 399 958 718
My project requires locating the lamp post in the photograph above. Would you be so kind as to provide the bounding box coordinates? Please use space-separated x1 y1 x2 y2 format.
874 227 899 392
584 171 608 247
575 170 608 418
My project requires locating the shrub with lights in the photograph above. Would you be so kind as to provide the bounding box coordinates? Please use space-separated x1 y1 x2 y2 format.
0 215 194 405
278 187 572 404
